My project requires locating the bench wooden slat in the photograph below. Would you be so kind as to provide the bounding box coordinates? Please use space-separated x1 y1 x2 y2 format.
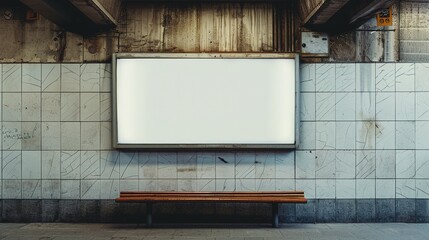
119 193 305 198
121 191 304 195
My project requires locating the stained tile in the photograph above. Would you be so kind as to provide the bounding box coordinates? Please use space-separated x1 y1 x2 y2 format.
197 152 216 179
416 121 429 149
255 152 275 178
356 63 375 92
2 151 21 179
356 92 375 121
100 93 111 121
215 152 235 178
3 180 21 199
21 122 41 150
81 180 100 199
2 122 22 150
296 179 315 199
158 152 177 178
60 180 81 199
376 150 395 178
139 152 158 179
22 180 42 199
42 180 60 199
100 179 119 199
177 151 197 179
376 121 395 150
356 121 376 150
100 64 112 92
22 93 41 121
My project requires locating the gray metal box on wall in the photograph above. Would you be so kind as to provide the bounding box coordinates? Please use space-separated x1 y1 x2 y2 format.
301 32 329 57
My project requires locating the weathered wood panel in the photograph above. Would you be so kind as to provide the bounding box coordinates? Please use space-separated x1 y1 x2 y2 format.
299 0 325 23
119 3 276 53
97 0 122 20
400 1 429 61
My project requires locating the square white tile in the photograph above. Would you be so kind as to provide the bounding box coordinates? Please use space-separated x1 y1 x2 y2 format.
416 63 429 91
356 179 375 199
42 64 60 92
3 93 21 121
375 63 395 92
119 151 138 179
81 92 100 121
300 64 315 92
81 122 100 150
316 179 335 199
22 64 41 92
376 179 395 198
81 151 100 179
316 122 335 149
396 63 415 91
235 152 256 179
315 64 335 92
41 93 60 121
336 179 355 199
80 63 100 92
336 92 355 120
42 180 61 199
316 93 335 120
60 151 81 179
41 151 61 179
396 150 416 178
336 150 355 179
22 180 42 199
61 64 80 92
396 179 416 199
2 64 21 92
416 92 429 120
300 93 315 121
22 151 41 179
416 150 429 178
335 63 356 92
295 150 315 179
299 122 316 150
22 93 41 121
356 121 376 150
356 92 375 121
336 122 355 150
396 121 415 149
60 93 80 121
376 92 395 120
355 150 376 179
315 150 335 178
275 151 295 178
60 122 81 150
60 180 81 199
139 152 158 179
396 92 415 120
42 122 60 150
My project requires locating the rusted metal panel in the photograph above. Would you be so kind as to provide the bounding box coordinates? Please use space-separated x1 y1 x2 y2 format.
119 3 277 53
83 33 119 62
400 1 429 61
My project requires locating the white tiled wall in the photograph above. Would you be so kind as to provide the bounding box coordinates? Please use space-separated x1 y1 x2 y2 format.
0 62 427 201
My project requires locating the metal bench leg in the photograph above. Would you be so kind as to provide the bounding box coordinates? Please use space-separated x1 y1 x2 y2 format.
146 202 153 227
272 203 279 228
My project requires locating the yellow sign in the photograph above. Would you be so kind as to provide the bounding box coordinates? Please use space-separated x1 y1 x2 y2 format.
377 7 392 27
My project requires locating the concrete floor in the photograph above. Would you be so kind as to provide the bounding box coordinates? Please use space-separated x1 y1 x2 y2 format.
0 223 428 240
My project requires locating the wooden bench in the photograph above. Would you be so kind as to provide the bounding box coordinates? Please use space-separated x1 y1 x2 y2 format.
115 191 307 227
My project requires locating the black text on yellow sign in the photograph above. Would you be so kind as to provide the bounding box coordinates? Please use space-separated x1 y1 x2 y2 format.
377 7 393 27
